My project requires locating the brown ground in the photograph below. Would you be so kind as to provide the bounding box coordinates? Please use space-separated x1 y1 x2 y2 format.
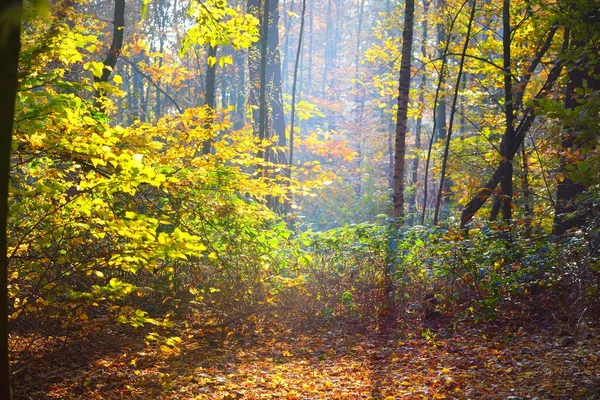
10 317 600 399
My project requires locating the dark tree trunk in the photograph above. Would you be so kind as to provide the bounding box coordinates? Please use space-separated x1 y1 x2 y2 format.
94 0 125 108
499 0 514 223
247 0 262 137
460 29 567 229
259 0 270 159
0 1 22 398
392 0 415 219
553 19 600 234
267 0 287 165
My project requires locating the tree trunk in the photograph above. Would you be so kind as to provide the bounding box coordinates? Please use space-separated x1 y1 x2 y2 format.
267 0 287 165
202 45 218 156
289 0 307 171
499 0 514 223
521 143 532 237
322 0 333 94
248 0 262 137
0 1 22 398
306 0 313 95
392 0 415 219
421 0 459 224
460 31 567 229
433 0 476 225
553 19 600 234
282 0 295 91
408 0 429 225
94 0 125 109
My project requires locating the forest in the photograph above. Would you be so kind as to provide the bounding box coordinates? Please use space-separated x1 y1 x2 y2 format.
0 0 599 398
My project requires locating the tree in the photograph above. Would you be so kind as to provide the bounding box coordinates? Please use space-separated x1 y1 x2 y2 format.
0 0 22 397
459 12 566 229
94 0 126 109
392 0 415 219
408 0 429 225
267 0 287 165
202 44 218 155
553 0 600 235
433 0 476 225
289 0 308 171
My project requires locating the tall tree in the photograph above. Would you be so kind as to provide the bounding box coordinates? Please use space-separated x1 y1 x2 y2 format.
289 0 308 171
498 0 514 223
433 0 476 225
392 0 415 219
421 0 461 224
460 18 566 229
553 1 600 235
267 0 287 165
0 1 22 397
408 0 429 224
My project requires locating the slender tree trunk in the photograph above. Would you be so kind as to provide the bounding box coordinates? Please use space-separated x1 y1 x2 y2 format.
234 49 246 128
0 2 21 398
354 0 366 198
421 0 464 224
267 0 287 165
435 0 447 144
94 0 125 108
392 0 415 219
282 0 295 91
433 0 476 225
202 45 218 155
248 0 261 136
306 0 313 95
408 0 429 224
521 143 532 237
290 0 307 171
499 0 514 223
258 0 270 161
154 0 166 119
322 0 333 94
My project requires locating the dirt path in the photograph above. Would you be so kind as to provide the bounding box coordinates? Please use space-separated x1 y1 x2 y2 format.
11 320 600 399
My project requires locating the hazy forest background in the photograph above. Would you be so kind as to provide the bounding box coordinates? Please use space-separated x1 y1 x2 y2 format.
0 0 599 398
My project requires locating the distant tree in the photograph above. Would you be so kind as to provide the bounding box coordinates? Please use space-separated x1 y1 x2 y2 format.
202 44 218 155
289 0 308 171
0 1 22 397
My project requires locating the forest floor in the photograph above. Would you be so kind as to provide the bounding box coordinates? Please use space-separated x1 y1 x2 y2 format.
10 315 600 400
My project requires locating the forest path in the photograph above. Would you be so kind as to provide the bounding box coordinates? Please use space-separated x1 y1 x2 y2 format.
11 318 600 399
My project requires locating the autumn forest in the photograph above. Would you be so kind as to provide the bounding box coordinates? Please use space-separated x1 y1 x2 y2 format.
0 0 599 398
